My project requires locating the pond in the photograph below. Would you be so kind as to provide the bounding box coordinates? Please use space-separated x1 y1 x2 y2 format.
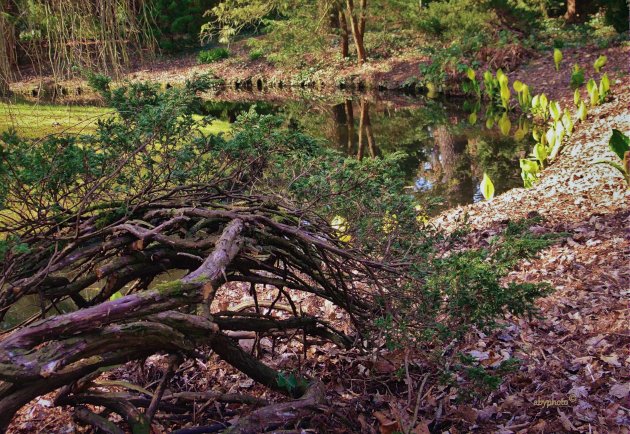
1 90 533 329
200 90 534 215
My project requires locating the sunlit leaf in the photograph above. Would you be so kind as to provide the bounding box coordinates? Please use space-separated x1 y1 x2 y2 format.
594 55 607 73
480 173 495 201
574 88 581 107
609 129 630 161
513 80 524 92
577 101 587 121
533 142 547 167
553 48 563 71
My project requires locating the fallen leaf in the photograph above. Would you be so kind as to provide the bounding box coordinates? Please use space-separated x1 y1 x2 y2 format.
373 411 400 434
609 383 630 399
600 353 621 367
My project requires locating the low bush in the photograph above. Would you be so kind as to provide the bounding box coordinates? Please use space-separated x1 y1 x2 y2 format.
197 47 229 63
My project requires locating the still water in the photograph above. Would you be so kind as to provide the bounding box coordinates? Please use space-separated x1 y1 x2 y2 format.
201 90 533 214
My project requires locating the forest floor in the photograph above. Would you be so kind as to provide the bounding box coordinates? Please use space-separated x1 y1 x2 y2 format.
5 48 630 433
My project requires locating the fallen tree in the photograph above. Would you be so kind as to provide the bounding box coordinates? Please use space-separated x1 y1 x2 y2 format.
0 75 406 432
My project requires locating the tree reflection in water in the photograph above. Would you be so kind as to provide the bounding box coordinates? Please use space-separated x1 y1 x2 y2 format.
202 93 532 214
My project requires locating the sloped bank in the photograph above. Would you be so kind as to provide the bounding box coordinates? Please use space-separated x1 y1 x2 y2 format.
428 82 629 432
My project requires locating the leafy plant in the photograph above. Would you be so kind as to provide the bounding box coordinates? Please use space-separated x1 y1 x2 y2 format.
483 70 500 104
197 47 229 64
513 80 532 111
497 69 511 110
498 112 511 136
593 55 607 73
586 78 600 106
531 93 549 121
570 64 585 89
577 100 588 121
520 158 540 188
553 48 563 71
574 88 582 107
462 67 481 99
595 129 630 186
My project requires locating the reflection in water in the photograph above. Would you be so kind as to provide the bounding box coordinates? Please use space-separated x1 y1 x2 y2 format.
202 94 532 213
258 96 531 214
205 93 532 213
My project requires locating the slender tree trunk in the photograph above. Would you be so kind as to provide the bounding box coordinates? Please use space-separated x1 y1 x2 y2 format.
338 9 350 58
346 0 367 64
0 0 15 95
564 0 577 22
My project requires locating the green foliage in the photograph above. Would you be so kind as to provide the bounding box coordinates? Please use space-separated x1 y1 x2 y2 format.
197 47 229 63
601 0 630 33
248 49 264 61
480 172 495 200
520 158 540 188
593 55 607 73
596 129 630 186
570 64 585 89
151 0 219 51
553 48 562 71
0 235 31 262
276 371 308 397
462 68 482 98
419 221 555 333
512 80 532 111
418 0 497 43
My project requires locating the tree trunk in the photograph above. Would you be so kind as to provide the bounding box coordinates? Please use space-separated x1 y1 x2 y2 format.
564 0 577 22
338 10 350 58
346 0 367 64
0 0 14 96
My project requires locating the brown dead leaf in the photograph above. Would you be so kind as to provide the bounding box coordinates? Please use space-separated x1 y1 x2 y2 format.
411 420 431 434
374 411 400 434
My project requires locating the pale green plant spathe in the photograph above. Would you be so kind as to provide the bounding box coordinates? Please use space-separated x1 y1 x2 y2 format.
531 93 549 122
553 48 563 71
497 70 511 111
593 55 607 73
480 173 495 200
532 142 547 168
577 101 588 121
549 101 562 122
499 113 511 136
513 80 532 111
574 88 581 107
587 79 600 106
464 68 481 99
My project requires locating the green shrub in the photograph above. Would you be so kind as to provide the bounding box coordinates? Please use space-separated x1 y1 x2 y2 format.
570 64 585 89
248 49 264 61
418 0 497 43
197 48 229 64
